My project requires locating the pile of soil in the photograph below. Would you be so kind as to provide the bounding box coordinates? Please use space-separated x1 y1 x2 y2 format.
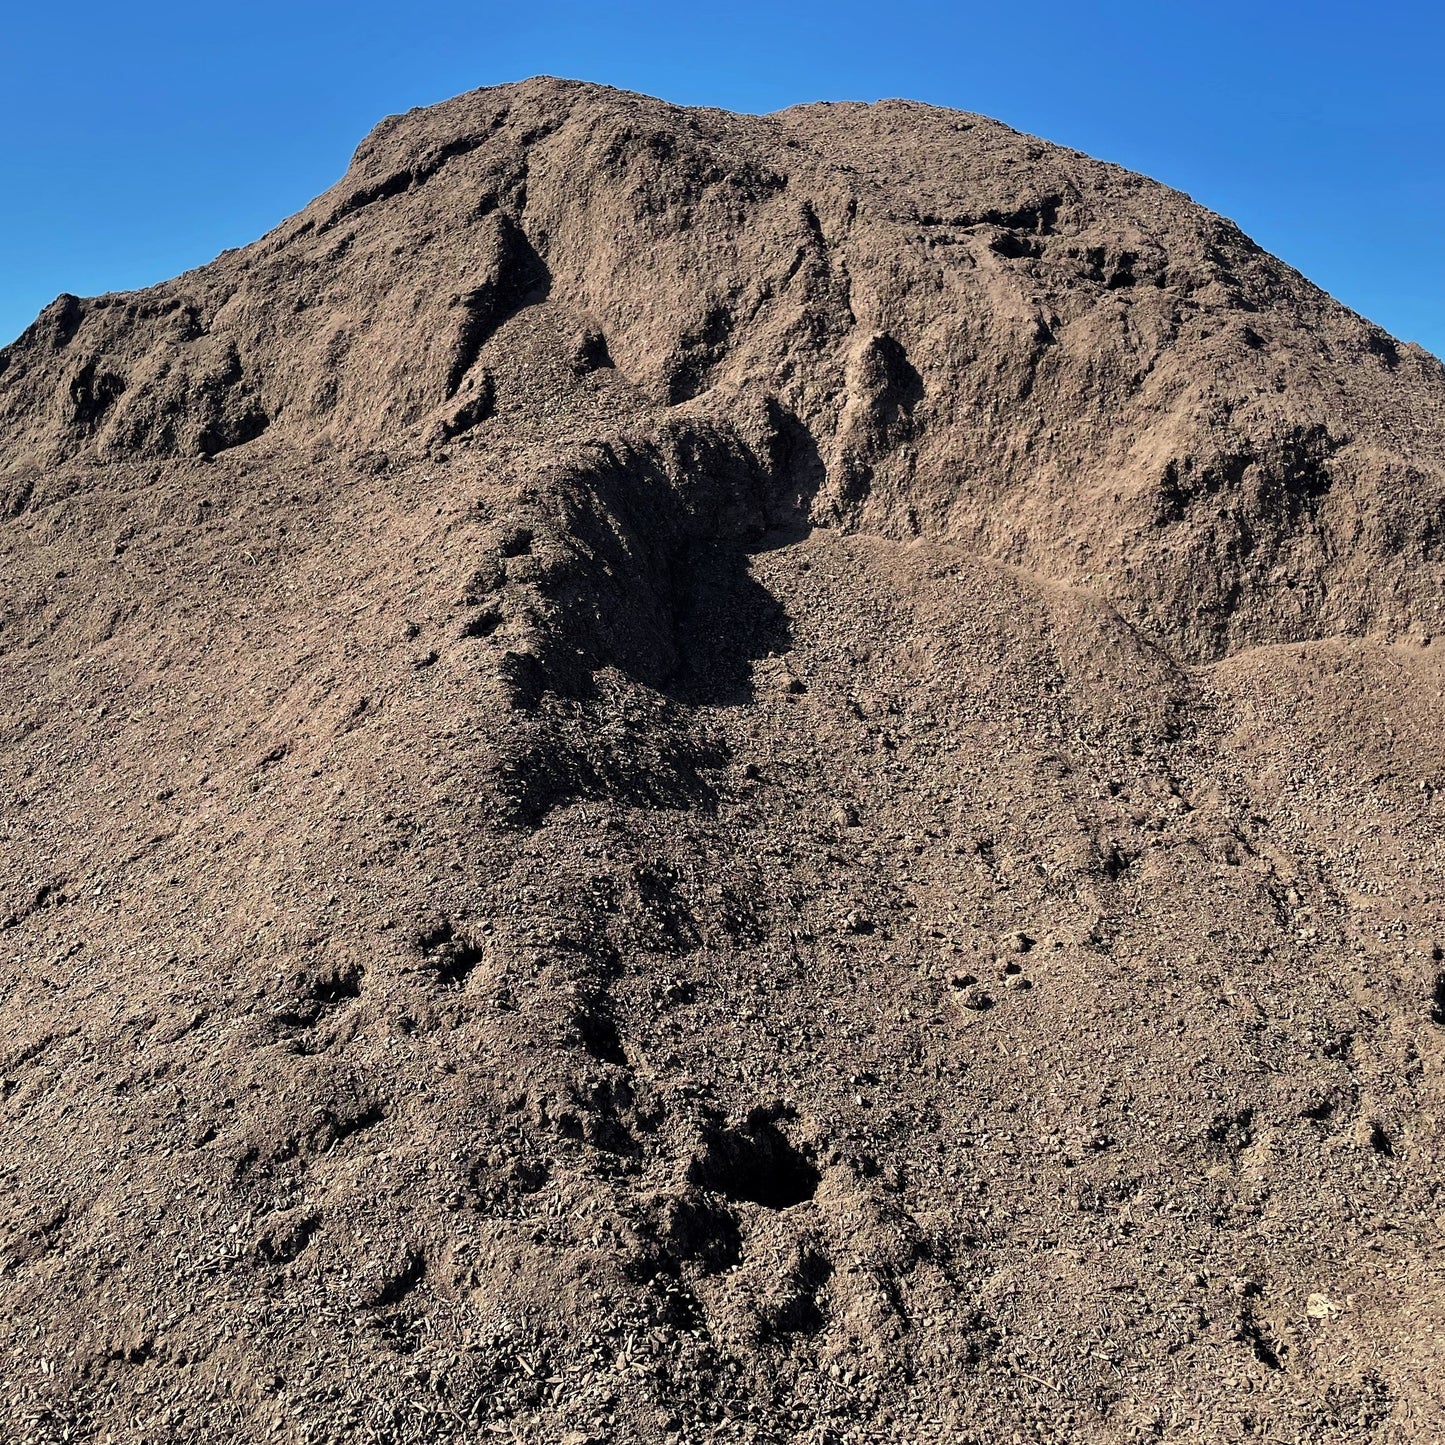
2 77 1443 1444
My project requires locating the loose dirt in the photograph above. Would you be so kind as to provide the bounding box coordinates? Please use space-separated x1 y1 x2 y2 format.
1 77 1443 1444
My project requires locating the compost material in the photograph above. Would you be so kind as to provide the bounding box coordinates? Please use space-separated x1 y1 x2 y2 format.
2 78 1444 1444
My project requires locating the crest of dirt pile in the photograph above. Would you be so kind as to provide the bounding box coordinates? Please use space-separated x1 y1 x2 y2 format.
1 76 1443 1444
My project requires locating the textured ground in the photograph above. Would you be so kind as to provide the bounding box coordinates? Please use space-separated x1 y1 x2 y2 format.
1 77 1444 1444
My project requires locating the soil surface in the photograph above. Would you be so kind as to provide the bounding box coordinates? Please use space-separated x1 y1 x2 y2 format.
2 77 1444 1445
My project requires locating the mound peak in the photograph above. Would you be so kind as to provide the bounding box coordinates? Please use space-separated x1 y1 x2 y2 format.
6 77 1444 659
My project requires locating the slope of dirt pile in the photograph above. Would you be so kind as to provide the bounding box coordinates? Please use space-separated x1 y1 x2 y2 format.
1 76 1443 1444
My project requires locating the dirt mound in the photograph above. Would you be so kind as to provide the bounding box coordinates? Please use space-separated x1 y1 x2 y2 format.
1 77 1443 1444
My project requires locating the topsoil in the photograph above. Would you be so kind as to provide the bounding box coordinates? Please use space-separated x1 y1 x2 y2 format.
2 76 1445 1445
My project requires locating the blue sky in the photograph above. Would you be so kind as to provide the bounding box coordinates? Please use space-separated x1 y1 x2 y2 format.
2 1 1441 354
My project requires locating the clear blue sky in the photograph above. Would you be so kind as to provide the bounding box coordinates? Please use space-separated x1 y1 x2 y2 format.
2 1 1441 355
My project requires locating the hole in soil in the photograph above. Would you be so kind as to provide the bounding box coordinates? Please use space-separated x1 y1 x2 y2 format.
658 1193 743 1272
311 963 363 1005
689 1115 820 1210
460 606 503 639
272 960 364 1027
1245 1323 1283 1371
328 1102 387 1145
469 1152 551 1208
367 1251 427 1309
1206 1107 1254 1150
416 919 485 988
505 1156 551 1194
764 1248 834 1338
574 1004 627 1064
1431 973 1445 1026
1100 843 1136 880
572 329 614 373
255 1211 321 1264
989 230 1042 260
